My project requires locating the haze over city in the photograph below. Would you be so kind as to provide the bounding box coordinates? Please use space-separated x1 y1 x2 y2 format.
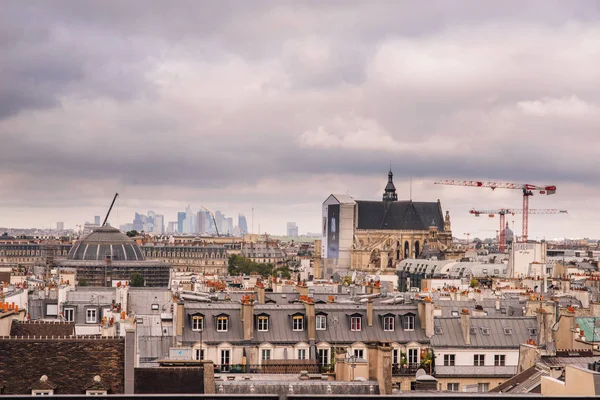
1 0 600 238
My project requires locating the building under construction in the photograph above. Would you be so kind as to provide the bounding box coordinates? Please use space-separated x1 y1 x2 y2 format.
57 226 170 287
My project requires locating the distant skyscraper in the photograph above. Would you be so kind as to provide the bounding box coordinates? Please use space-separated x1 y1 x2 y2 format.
177 212 186 233
153 214 164 234
238 214 248 235
94 216 101 225
183 205 194 233
167 221 177 234
215 210 225 235
287 222 298 237
196 211 207 234
225 217 234 235
56 222 64 232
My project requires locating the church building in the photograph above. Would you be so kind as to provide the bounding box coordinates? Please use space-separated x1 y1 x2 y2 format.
321 170 453 277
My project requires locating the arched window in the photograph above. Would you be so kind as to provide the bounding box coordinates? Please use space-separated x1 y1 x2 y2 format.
404 241 409 259
415 241 420 258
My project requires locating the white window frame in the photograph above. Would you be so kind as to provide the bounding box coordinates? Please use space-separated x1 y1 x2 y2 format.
86 390 108 396
217 316 228 332
86 308 97 324
408 348 418 364
316 315 327 330
261 349 272 361
444 354 455 366
318 348 330 366
32 390 53 395
494 354 506 366
477 382 490 392
353 348 365 360
447 383 459 392
192 316 204 331
64 307 75 322
383 316 394 331
297 348 307 360
292 315 304 331
403 315 415 331
257 316 269 332
351 316 362 332
474 354 485 366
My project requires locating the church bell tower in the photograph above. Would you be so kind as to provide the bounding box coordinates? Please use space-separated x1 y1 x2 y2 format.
383 169 398 202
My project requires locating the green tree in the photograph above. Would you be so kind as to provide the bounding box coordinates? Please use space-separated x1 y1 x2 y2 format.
130 272 145 287
78 279 89 287
126 230 139 237
469 278 479 288
1 232 8 236
228 255 276 278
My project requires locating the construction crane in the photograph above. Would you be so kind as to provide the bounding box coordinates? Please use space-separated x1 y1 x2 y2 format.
102 193 119 227
434 180 557 242
469 208 567 252
200 206 219 237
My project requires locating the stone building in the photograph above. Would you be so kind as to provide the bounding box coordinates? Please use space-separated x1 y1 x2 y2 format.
141 243 228 275
58 226 170 287
322 171 453 277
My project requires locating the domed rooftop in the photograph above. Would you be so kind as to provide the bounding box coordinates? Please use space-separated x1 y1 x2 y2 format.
67 226 145 261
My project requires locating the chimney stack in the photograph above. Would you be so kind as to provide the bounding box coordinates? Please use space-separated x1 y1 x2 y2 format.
367 299 373 327
255 282 265 305
460 309 471 345
303 297 316 342
296 281 309 297
417 298 434 338
176 301 184 337
241 295 254 341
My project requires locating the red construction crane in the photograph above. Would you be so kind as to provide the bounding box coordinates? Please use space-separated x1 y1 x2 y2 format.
434 180 557 243
469 208 567 252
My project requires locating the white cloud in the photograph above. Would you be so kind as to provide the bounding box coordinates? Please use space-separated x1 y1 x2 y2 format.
516 95 598 117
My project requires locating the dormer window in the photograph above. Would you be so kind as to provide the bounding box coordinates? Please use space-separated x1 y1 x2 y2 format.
292 315 304 331
217 315 229 332
257 315 269 332
383 316 394 331
481 327 490 335
528 328 538 336
86 308 97 324
192 316 204 331
316 315 327 330
351 316 362 332
403 314 415 331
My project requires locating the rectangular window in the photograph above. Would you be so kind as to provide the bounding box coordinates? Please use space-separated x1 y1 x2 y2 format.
408 348 418 364
316 315 327 330
351 316 362 331
261 349 271 360
403 315 415 331
194 349 205 360
494 355 506 366
393 349 400 365
220 349 231 371
297 349 307 360
318 349 330 366
447 383 459 392
477 383 490 392
474 354 485 366
86 309 97 324
293 315 304 331
257 316 269 332
217 316 228 332
192 316 204 331
64 308 74 322
353 349 364 359
383 316 395 331
444 354 455 366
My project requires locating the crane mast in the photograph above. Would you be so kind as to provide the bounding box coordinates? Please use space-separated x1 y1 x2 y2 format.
435 180 557 242
102 193 119 227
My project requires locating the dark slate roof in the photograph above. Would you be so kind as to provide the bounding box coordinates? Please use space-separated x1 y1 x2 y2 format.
436 299 524 317
67 226 144 261
356 200 444 231
489 365 546 393
10 321 75 337
431 316 538 348
0 337 125 395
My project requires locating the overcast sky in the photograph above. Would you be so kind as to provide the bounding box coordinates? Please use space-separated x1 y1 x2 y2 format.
1 1 599 239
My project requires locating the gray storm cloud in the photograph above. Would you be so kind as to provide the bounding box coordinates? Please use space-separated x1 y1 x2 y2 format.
0 0 599 236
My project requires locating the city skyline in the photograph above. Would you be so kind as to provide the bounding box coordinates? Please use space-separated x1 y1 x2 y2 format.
1 1 599 238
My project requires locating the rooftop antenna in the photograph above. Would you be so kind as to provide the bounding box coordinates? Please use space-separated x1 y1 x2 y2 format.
102 193 119 227
410 176 413 201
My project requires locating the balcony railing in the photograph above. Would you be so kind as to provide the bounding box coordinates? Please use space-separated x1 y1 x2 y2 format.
214 362 322 374
392 363 421 376
434 365 517 377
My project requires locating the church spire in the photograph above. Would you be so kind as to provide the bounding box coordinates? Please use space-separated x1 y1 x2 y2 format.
383 169 398 202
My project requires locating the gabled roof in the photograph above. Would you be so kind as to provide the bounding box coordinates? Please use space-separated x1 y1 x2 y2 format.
356 200 444 231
